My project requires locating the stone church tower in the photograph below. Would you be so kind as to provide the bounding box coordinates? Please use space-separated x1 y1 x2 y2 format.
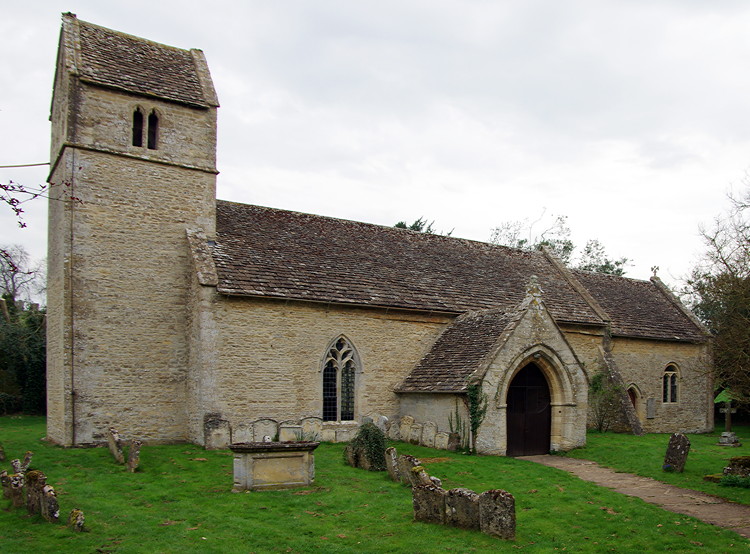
46 14 219 445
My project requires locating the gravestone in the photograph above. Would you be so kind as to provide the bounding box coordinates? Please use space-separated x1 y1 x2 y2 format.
409 424 423 445
397 455 420 486
409 466 433 487
233 422 254 443
434 432 450 450
445 488 480 530
25 470 46 515
0 470 10 499
412 484 447 524
9 474 25 508
108 427 125 463
204 414 231 449
447 432 461 451
399 416 415 441
40 485 60 522
663 432 690 472
723 456 750 477
253 419 279 442
387 421 401 441
279 422 302 442
127 440 142 472
69 508 85 532
479 489 516 539
421 421 438 448
385 447 400 482
300 417 323 441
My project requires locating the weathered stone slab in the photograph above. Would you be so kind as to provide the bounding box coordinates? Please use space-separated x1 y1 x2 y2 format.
344 444 373 470
421 421 437 448
279 423 302 442
446 488 480 530
25 470 46 515
719 432 740 446
9 474 24 508
375 415 389 433
108 427 125 464
413 484 447 524
233 423 254 443
204 414 231 449
335 425 358 443
447 432 461 451
127 440 142 472
0 470 10 499
663 432 690 473
387 421 401 441
385 447 400 482
410 466 433 487
397 454 420 486
724 456 750 477
479 489 515 539
320 428 337 442
40 485 59 523
69 508 85 532
253 419 279 442
409 424 423 445
300 417 323 441
434 432 450 450
399 416 414 441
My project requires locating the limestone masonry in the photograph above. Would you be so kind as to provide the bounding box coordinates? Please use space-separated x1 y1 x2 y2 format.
46 14 713 454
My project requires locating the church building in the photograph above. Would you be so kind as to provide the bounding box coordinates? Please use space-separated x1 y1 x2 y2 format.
46 14 713 455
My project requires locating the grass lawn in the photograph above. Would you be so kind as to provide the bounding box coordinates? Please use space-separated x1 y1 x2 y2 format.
565 425 750 505
0 416 747 552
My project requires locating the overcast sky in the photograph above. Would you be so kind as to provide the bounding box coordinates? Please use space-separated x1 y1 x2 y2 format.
2 1 749 294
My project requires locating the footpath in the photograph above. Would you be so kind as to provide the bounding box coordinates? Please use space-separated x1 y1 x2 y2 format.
520 455 750 539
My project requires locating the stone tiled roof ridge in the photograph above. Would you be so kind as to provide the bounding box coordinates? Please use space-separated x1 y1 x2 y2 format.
570 269 707 342
68 14 214 107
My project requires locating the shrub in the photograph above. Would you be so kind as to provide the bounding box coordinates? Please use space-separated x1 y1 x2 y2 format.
345 422 386 471
719 474 750 488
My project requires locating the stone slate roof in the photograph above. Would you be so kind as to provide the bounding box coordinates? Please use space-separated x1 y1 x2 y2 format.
213 201 603 325
395 309 513 393
74 18 212 107
572 270 707 342
212 201 707 344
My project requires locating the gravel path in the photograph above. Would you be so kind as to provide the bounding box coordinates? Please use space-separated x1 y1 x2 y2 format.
520 454 750 539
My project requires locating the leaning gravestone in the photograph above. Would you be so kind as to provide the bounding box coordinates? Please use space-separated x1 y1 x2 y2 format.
399 416 414 441
445 488 481 530
385 447 400 482
663 432 690 472
397 455 421 486
413 484 448 524
387 421 401 441
479 489 516 539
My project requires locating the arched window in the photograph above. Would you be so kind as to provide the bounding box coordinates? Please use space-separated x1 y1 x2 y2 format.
132 108 144 147
322 337 358 421
663 366 678 403
147 110 159 150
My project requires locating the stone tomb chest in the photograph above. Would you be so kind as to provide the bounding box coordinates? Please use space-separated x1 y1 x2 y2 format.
230 442 320 491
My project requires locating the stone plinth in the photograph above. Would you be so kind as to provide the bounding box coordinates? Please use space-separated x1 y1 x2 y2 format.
230 441 320 491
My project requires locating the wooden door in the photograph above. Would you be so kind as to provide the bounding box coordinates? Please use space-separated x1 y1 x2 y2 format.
506 363 551 456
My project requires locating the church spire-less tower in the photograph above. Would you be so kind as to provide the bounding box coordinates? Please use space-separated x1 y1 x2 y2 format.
47 13 219 445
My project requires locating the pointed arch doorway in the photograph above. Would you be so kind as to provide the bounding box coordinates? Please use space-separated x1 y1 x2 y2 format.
506 363 551 456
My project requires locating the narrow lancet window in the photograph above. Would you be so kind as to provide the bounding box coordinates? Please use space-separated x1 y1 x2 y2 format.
147 110 159 150
132 108 144 147
662 366 678 403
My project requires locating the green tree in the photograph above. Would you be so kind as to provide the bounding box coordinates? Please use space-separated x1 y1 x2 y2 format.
686 187 750 405
394 217 452 236
0 246 46 414
490 212 629 275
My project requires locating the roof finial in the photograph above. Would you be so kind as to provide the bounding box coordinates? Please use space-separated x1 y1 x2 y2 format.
526 275 543 299
651 265 659 277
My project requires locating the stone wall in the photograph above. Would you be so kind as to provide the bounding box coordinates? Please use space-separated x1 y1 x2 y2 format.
187 295 449 445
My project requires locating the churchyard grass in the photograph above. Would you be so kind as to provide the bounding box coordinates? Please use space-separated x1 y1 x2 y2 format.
1 416 746 552
565 425 750 505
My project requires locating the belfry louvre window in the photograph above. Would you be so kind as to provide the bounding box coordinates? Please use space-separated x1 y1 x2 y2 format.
322 337 358 421
663 366 678 403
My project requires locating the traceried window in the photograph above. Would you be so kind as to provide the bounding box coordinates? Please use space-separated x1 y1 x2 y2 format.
322 337 358 421
132 108 144 147
663 366 678 403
